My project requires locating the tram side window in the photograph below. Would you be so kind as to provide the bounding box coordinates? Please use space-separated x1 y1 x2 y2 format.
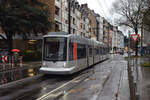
97 48 99 55
77 44 86 59
100 47 102 55
104 48 106 54
102 48 104 55
69 43 73 61
94 48 99 55
99 47 101 55
89 47 93 57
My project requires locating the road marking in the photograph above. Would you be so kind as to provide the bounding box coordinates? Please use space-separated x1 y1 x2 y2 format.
37 74 87 100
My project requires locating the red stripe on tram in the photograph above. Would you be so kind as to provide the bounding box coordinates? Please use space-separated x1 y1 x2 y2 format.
73 43 77 60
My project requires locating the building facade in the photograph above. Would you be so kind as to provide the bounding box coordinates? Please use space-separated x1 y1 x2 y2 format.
96 16 104 42
82 4 97 40
0 0 125 56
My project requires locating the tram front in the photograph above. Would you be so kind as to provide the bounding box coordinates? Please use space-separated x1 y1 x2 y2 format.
40 36 74 74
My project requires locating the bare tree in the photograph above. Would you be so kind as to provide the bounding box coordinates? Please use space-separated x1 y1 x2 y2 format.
113 0 147 56
143 1 150 31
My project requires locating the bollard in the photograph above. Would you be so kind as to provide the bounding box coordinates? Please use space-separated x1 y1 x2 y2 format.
2 63 5 70
12 56 14 68
9 56 11 66
135 93 139 100
20 56 23 67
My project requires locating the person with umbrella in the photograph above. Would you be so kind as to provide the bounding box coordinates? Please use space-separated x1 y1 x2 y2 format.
11 49 20 67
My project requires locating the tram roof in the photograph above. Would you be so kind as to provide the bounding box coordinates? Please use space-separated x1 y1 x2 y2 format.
44 32 108 46
44 32 70 37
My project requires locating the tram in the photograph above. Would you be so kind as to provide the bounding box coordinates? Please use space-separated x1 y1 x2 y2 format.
40 32 109 74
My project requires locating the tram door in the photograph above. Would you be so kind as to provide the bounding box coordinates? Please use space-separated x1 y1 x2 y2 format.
86 45 89 67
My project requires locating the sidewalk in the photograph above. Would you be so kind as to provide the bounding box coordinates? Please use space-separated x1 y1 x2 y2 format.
135 57 150 100
99 55 130 100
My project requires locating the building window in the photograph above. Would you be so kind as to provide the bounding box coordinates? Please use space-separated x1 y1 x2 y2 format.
55 23 60 31
73 29 75 34
55 6 60 16
73 9 75 13
73 18 75 25
83 25 85 30
69 42 73 61
80 24 82 29
83 17 85 21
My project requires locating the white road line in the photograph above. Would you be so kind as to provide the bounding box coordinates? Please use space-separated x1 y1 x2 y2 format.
37 74 86 100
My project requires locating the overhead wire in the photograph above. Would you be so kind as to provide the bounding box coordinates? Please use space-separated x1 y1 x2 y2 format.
96 0 108 18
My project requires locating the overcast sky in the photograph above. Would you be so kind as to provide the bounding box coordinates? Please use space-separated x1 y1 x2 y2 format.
78 0 116 22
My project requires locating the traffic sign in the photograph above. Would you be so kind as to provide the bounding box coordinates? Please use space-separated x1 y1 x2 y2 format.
130 34 139 43
2 56 7 63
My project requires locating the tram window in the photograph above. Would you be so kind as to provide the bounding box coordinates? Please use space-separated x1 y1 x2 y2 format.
77 44 86 59
88 45 92 57
94 48 99 55
102 48 104 55
96 48 99 55
69 43 73 61
89 48 92 57
43 37 67 61
104 48 106 54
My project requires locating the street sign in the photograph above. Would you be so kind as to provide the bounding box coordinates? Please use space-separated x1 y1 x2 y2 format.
130 34 139 43
2 56 7 63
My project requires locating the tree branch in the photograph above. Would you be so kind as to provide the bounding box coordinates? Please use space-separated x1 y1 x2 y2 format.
0 34 6 40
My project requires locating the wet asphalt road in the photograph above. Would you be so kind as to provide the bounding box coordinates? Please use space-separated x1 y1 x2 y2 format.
0 54 128 100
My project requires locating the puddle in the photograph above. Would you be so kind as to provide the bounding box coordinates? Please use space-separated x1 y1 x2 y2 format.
0 67 40 85
67 88 85 94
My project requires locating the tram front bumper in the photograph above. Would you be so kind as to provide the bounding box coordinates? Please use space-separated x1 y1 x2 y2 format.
40 67 76 75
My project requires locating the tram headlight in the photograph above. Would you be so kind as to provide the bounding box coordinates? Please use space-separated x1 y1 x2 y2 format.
63 62 66 67
42 62 46 66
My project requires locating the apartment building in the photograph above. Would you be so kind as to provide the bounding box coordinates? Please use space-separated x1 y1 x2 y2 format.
82 4 97 40
142 26 150 54
96 15 104 42
69 0 90 37
40 0 69 32
111 26 118 53
119 31 124 50
103 19 109 44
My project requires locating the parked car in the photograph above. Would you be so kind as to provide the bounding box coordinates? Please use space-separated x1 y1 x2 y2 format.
119 50 124 55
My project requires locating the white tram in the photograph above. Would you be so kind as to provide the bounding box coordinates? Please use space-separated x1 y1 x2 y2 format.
40 32 109 74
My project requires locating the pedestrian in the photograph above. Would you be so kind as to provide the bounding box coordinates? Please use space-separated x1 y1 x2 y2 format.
14 52 19 67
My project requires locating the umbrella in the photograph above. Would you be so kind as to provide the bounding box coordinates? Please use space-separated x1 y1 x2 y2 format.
11 49 20 52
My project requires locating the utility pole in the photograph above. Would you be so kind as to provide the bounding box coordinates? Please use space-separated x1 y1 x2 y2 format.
68 0 71 34
128 30 131 57
141 24 144 56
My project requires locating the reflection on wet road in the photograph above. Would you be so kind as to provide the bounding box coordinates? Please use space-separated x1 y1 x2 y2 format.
0 66 94 100
0 54 126 100
0 66 40 85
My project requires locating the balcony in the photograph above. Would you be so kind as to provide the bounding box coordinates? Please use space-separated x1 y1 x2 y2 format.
55 0 61 8
55 14 61 23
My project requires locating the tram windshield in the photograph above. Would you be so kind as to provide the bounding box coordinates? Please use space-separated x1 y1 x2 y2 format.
43 37 67 61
